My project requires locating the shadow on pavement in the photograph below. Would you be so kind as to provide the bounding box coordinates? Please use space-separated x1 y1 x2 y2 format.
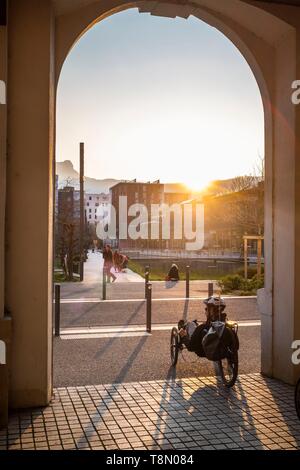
93 302 145 360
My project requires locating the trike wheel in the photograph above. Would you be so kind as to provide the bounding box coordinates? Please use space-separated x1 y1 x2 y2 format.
295 379 300 420
218 334 239 388
170 327 179 367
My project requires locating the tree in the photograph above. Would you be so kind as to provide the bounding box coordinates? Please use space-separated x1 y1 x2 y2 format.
55 186 81 281
224 155 265 235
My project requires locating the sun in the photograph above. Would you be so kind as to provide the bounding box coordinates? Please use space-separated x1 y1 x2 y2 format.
182 178 212 195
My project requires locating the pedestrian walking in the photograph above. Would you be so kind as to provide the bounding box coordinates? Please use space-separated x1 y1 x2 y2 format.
103 245 117 283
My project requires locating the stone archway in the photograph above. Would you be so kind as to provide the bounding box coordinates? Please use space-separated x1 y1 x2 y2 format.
4 0 300 409
54 0 294 381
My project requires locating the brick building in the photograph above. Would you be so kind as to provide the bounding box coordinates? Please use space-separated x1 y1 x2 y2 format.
110 180 164 250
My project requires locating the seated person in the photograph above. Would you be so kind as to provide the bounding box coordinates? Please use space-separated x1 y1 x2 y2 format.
177 296 227 357
204 296 227 322
178 320 208 357
166 263 180 282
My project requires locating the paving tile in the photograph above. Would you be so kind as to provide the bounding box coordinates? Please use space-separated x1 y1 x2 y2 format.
1 374 300 451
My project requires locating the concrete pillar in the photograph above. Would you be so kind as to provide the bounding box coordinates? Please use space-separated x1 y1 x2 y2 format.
6 0 55 407
293 28 300 384
0 0 11 428
271 27 299 384
0 0 7 320
0 318 12 428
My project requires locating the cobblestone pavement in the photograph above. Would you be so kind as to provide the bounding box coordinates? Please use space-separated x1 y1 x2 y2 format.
1 374 299 450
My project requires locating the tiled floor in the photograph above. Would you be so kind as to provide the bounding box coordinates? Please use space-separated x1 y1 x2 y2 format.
1 374 300 450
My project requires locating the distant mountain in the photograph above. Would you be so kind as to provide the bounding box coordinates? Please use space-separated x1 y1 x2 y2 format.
56 160 120 194
56 160 257 197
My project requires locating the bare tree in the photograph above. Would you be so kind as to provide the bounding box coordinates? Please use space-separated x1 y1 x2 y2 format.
228 174 258 193
227 155 265 235
56 218 80 281
206 156 265 254
55 186 81 281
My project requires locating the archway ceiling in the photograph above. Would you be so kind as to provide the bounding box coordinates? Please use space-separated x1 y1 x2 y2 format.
52 0 295 49
52 0 300 16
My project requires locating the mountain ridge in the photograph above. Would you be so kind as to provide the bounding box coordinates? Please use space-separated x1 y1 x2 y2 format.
56 160 255 196
56 160 119 194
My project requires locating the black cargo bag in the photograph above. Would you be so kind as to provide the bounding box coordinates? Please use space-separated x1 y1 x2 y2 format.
188 324 209 358
202 321 235 361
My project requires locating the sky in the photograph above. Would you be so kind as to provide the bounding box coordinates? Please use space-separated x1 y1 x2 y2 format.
56 8 264 191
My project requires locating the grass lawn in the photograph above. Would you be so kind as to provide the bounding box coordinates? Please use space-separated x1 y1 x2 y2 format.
53 270 80 283
128 259 227 281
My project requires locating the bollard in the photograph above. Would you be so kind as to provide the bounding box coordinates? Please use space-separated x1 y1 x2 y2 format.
186 266 190 299
55 284 61 337
80 260 84 282
102 266 107 301
145 269 150 299
208 282 214 297
146 283 152 334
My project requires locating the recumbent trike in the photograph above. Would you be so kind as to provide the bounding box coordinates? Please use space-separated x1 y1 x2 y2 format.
170 296 239 388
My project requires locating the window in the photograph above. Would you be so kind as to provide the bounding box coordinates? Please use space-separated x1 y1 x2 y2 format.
89 209 92 213
87 203 89 207
95 215 97 220
89 215 92 220
89 196 92 201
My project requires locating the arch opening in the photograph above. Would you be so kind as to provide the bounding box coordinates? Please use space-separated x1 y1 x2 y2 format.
54 6 267 387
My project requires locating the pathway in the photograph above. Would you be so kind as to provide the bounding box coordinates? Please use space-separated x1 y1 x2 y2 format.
2 374 299 450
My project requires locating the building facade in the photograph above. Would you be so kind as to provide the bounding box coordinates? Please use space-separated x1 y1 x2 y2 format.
85 193 111 225
110 181 164 250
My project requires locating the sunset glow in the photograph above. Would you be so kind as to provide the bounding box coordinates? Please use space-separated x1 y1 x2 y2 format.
56 9 264 187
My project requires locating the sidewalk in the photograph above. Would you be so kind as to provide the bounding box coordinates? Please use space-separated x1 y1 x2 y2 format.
60 251 221 300
82 251 144 284
1 374 299 450
60 251 144 300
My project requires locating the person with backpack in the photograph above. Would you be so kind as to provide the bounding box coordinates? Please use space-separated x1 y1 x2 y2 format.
120 254 129 271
